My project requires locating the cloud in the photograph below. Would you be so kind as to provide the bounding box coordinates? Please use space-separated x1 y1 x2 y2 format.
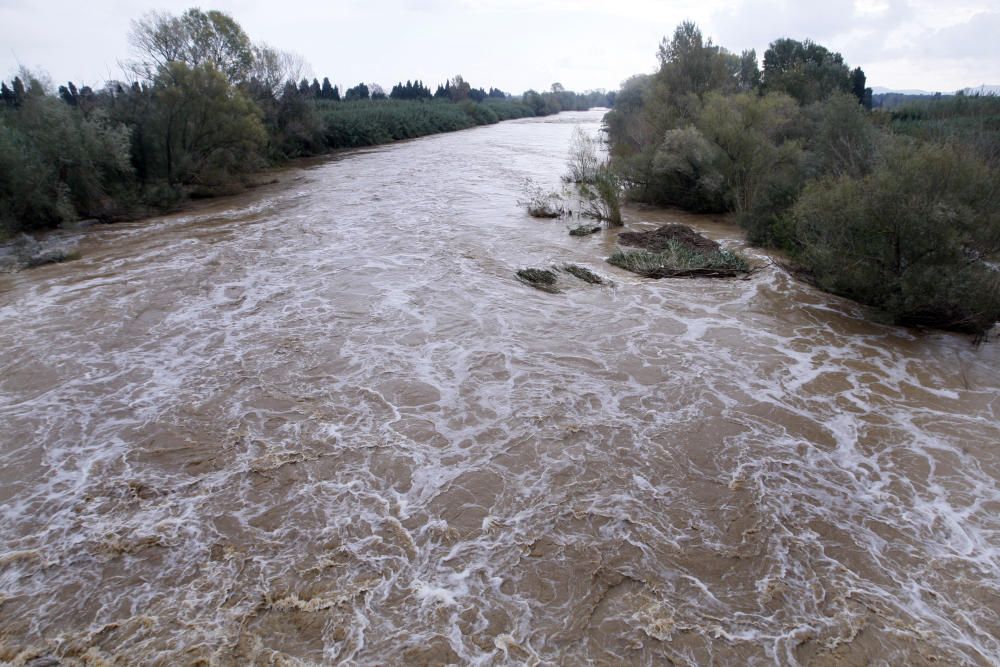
920 11 1000 59
1 0 997 94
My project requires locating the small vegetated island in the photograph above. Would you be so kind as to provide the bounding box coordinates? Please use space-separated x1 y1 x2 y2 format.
598 22 1000 336
0 7 611 252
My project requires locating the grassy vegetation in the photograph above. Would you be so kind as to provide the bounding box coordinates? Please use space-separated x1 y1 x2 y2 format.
562 264 605 284
568 224 602 236
887 94 1000 168
608 240 750 278
317 100 498 148
516 268 560 292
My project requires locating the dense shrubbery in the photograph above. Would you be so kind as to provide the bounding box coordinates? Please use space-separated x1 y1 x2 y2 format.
1 8 613 239
793 141 1000 333
1 75 135 230
606 21 1000 333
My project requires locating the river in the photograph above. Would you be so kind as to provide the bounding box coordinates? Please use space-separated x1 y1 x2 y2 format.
1 109 999 665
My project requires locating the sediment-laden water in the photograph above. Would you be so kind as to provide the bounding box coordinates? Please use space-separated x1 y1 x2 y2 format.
2 110 999 666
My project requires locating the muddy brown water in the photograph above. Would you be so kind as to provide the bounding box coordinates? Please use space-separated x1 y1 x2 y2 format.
2 110 1000 666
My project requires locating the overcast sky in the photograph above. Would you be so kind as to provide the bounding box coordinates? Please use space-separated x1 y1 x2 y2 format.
2 0 998 94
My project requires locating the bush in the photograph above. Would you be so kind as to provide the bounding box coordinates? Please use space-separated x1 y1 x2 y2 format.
608 240 750 277
792 140 1000 333
0 85 135 234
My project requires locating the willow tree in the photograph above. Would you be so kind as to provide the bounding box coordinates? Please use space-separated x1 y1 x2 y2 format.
151 62 266 185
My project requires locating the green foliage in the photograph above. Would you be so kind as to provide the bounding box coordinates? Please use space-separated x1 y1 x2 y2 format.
649 125 727 211
318 99 474 148
151 62 266 185
344 83 370 101
516 268 560 293
578 168 622 226
605 20 1000 332
792 141 1000 333
608 241 749 276
129 9 255 84
562 264 605 283
888 94 1000 168
762 38 855 105
0 86 134 234
657 21 741 101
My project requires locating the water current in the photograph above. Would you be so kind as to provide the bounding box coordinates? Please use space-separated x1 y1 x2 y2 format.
2 109 1000 665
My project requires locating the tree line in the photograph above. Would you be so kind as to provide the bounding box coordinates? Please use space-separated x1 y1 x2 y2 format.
0 8 613 239
605 22 1000 334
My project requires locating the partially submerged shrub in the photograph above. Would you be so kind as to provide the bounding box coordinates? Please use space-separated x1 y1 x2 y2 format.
608 240 750 278
519 179 564 218
562 264 605 284
566 127 602 183
577 167 622 226
569 224 602 236
516 268 560 292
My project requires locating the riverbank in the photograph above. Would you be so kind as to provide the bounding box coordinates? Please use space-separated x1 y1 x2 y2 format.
0 105 606 268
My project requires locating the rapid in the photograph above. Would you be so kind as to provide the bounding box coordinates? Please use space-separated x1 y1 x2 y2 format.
1 109 999 665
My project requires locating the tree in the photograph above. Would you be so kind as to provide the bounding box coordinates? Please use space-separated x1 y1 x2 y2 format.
151 62 266 185
851 67 873 110
12 77 26 107
695 92 804 224
762 38 853 105
58 82 79 106
738 50 761 91
656 21 739 101
370 83 386 100
321 77 334 100
0 82 14 107
128 9 256 84
309 78 321 98
344 83 369 101
248 45 307 98
449 75 471 102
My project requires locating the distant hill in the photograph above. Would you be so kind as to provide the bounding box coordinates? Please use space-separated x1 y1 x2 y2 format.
872 84 999 96
872 86 935 96
871 84 999 110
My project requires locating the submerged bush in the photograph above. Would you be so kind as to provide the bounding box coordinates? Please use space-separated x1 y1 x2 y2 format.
562 264 605 284
792 141 1000 333
519 179 564 218
608 240 750 277
577 168 622 226
569 223 602 236
516 268 560 292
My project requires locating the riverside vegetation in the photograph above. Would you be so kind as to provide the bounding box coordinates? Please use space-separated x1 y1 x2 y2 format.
0 8 612 240
605 22 1000 335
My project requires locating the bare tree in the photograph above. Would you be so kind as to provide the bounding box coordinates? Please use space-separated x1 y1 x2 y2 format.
127 9 256 84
